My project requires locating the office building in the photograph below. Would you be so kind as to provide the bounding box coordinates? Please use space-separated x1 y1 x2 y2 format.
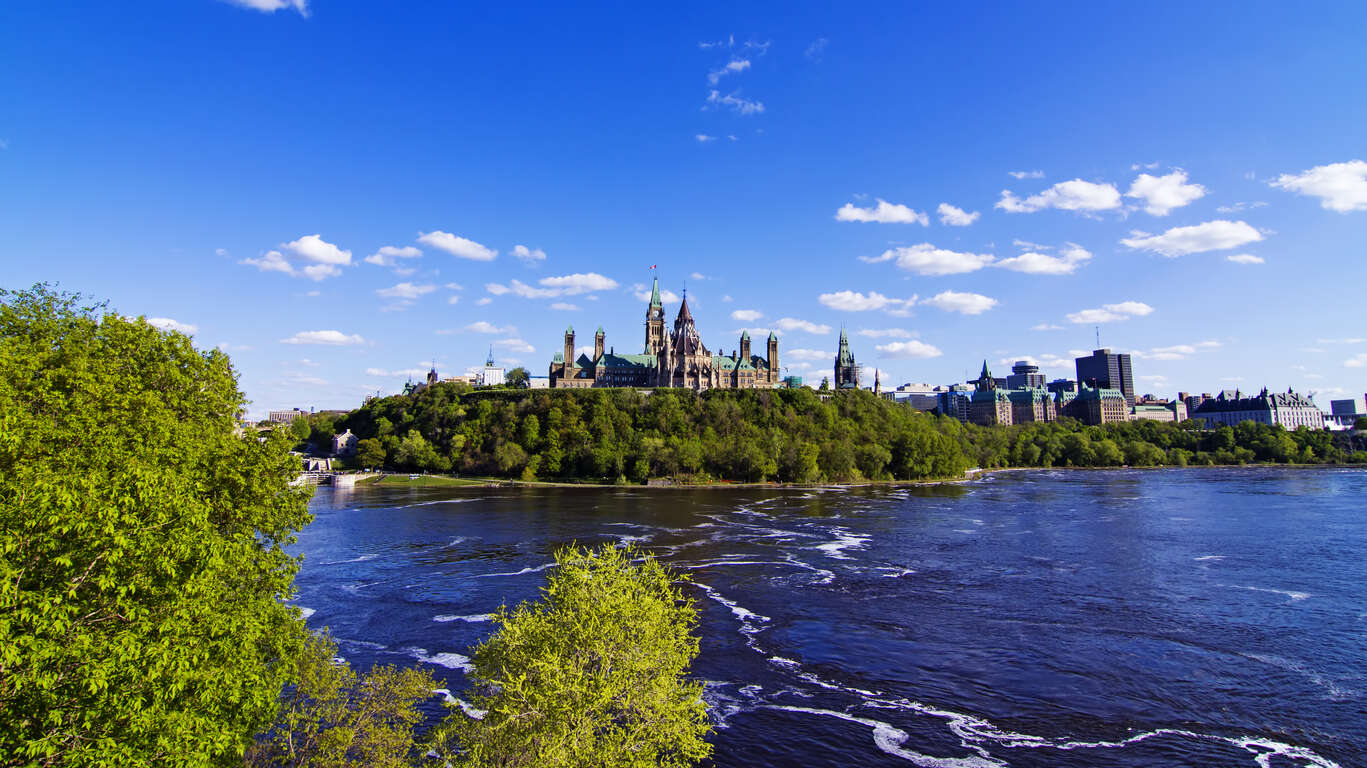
1075 348 1134 406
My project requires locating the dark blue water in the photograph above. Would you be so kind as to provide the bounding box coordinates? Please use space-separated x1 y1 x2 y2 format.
292 468 1367 767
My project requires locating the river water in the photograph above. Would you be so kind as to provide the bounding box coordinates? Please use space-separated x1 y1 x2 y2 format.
292 467 1367 767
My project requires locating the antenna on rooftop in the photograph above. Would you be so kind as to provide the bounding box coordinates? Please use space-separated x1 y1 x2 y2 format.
1095 325 1101 349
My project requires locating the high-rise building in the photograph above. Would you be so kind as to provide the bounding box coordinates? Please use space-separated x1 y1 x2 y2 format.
1075 348 1134 406
1006 360 1045 389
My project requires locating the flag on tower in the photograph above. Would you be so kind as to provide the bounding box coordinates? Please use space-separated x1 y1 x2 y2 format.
649 264 657 269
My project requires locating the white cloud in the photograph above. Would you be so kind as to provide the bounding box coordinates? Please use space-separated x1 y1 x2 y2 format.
447 296 460 305
1270 160 1367 212
215 247 228 257
1008 170 1045 179
512 244 547 262
146 317 197 334
240 250 337 280
857 328 913 338
836 198 928 225
877 340 943 359
550 302 579 311
805 38 828 61
476 297 493 306
1216 201 1267 214
722 294 733 302
920 291 997 315
1121 219 1263 257
1031 323 1064 331
937 203 979 226
705 90 764 115
1065 301 1154 324
695 134 716 143
1125 170 1206 216
285 234 351 265
223 0 307 15
494 338 536 355
1345 354 1367 368
818 290 916 313
539 273 618 294
418 231 498 261
445 282 463 291
995 243 1092 275
376 282 436 300
1131 162 1160 171
707 59 751 84
786 348 828 361
863 243 994 275
731 309 763 322
775 318 832 335
996 179 1121 213
689 272 707 280
365 245 422 266
1226 253 1265 265
280 330 366 346
490 273 620 300
464 321 515 334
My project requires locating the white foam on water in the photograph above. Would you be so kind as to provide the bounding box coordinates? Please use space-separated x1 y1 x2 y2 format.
814 527 871 560
1226 584 1311 601
396 498 484 508
1246 653 1357 701
340 580 384 594
474 562 557 578
1195 555 1225 561
878 567 917 578
335 637 386 650
768 656 800 668
321 553 380 565
297 607 316 619
762 705 1005 768
408 647 473 672
445 536 471 547
433 689 487 719
434 613 494 623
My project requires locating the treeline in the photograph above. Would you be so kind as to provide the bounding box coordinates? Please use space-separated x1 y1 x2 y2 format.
311 385 1364 483
327 385 972 482
962 417 1363 469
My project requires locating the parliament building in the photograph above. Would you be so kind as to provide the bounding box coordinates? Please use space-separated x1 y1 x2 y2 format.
549 277 779 390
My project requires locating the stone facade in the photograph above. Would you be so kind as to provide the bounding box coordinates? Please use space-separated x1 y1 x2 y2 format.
1190 388 1325 430
834 329 858 390
548 277 779 391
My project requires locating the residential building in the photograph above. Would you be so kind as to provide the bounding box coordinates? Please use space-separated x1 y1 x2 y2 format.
331 428 358 456
1190 388 1326 430
1075 348 1134 406
549 277 780 390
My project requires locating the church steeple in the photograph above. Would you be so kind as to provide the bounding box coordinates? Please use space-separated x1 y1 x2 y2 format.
649 275 662 309
834 327 858 389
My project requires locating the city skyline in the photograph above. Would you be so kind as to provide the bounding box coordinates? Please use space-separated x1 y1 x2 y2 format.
3 2 1366 417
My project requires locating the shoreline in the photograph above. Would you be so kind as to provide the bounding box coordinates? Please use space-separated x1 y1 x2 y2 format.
345 462 1362 493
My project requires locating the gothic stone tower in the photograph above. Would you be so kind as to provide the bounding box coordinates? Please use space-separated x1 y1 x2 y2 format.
594 326 605 361
739 330 752 361
644 276 666 356
766 331 779 385
662 290 711 389
835 328 858 389
563 325 576 377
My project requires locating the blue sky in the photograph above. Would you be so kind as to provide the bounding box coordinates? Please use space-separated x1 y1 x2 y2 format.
3 1 1366 416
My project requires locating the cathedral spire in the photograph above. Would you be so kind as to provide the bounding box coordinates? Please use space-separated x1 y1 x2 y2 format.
649 275 662 309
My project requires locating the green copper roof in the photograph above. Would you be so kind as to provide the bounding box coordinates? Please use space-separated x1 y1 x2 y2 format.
596 325 604 335
566 324 574 334
768 331 777 342
649 276 662 308
979 360 991 379
741 330 750 340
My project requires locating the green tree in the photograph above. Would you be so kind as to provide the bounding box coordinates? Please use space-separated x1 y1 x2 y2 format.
246 633 435 768
355 437 386 469
506 367 530 389
433 544 711 768
0 286 312 766
291 414 312 445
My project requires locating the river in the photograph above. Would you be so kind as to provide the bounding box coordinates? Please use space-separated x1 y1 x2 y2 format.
292 467 1366 767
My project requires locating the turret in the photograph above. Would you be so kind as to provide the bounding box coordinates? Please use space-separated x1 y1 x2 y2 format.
594 326 605 361
739 330 751 361
644 276 666 356
563 325 576 376
766 331 779 384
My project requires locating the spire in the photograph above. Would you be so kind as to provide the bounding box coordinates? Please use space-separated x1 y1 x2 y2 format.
649 276 662 309
676 290 693 321
741 330 750 340
487 345 495 366
980 360 991 379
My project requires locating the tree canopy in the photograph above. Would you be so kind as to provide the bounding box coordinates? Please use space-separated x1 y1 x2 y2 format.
431 544 711 768
0 285 313 766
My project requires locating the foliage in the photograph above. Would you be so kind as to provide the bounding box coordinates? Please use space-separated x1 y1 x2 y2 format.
0 285 313 766
1356 416 1367 431
291 414 312 445
505 367 530 389
245 633 435 768
430 544 711 768
336 386 972 483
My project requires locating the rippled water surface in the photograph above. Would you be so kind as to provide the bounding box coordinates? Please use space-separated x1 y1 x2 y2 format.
293 467 1367 767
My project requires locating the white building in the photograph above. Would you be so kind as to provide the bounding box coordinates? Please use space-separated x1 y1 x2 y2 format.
470 348 505 386
331 428 357 456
